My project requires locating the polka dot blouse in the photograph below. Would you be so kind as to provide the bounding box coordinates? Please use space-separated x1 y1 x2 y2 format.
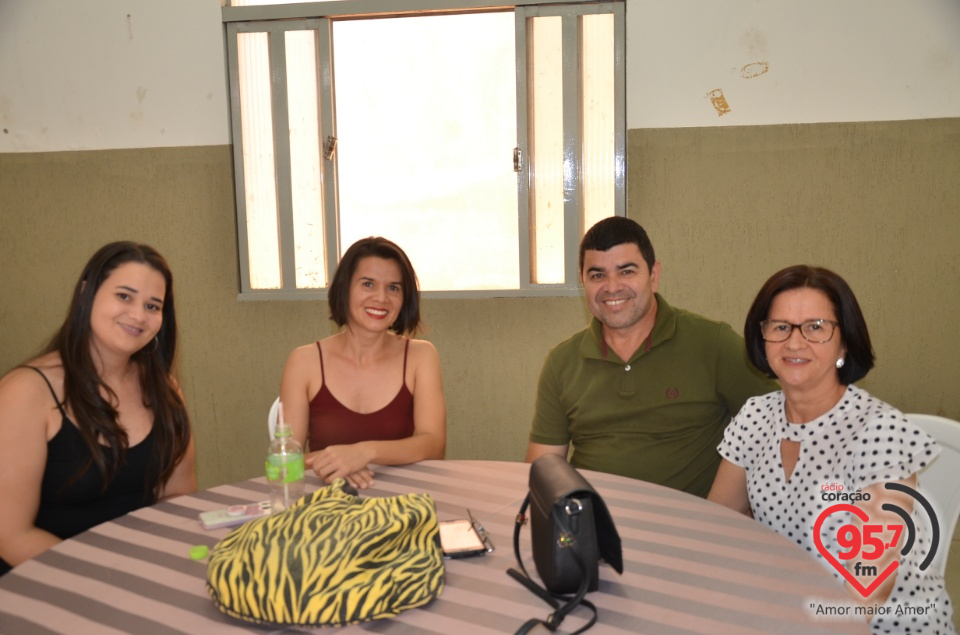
718 385 954 634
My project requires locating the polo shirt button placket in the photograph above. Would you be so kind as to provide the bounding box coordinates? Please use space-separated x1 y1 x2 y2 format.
619 361 637 396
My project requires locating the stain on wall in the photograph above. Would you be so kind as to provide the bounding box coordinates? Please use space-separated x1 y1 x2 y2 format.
740 61 769 79
707 88 732 116
738 27 769 59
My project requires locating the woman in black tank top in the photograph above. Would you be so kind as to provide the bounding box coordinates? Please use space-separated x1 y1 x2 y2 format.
0 242 195 575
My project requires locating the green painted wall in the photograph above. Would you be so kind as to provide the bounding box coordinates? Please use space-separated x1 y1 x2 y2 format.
1 118 958 491
629 119 960 419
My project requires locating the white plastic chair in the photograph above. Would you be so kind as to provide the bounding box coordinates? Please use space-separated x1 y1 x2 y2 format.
906 413 960 574
267 397 280 440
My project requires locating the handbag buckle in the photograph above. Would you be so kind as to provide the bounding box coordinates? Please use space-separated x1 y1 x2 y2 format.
557 498 584 547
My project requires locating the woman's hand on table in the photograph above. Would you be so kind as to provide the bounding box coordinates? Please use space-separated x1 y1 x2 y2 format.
306 444 376 489
343 468 375 489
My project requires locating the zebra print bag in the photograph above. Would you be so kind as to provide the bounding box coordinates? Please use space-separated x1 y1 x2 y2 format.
206 479 444 626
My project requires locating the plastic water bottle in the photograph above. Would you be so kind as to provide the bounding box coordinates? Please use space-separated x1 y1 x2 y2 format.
265 418 304 513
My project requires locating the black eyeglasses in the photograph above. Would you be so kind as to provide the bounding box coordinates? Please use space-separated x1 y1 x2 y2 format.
760 319 839 343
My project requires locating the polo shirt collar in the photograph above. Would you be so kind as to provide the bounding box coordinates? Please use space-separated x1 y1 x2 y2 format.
581 293 678 363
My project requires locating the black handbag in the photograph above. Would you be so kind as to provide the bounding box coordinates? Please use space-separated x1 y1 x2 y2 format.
508 454 623 634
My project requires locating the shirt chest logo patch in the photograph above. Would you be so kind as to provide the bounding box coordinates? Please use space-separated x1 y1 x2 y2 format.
666 388 680 400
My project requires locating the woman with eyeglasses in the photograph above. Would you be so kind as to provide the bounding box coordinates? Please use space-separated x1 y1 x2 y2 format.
708 265 952 634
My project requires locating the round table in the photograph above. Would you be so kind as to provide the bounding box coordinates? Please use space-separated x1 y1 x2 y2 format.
0 460 869 634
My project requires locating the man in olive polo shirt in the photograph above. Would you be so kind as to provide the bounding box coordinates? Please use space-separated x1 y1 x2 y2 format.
525 217 777 497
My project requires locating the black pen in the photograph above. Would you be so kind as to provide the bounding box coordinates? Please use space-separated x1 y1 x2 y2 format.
466 508 494 552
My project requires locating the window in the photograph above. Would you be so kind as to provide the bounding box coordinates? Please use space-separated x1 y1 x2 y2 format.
222 0 625 297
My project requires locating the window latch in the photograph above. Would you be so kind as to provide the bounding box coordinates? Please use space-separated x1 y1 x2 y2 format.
513 147 522 172
323 136 338 160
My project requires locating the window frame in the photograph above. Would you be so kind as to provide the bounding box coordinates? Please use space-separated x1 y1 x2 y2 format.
222 0 626 300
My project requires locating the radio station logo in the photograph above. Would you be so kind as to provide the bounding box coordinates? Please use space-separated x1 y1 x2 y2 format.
813 483 940 598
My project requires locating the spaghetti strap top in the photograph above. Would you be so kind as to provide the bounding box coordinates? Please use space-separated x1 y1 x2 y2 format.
307 340 416 449
0 366 159 576
26 365 69 418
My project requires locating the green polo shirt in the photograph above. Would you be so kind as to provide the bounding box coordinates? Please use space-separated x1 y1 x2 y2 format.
530 294 777 497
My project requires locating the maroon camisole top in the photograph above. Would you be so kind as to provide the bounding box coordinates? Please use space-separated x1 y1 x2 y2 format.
308 340 415 449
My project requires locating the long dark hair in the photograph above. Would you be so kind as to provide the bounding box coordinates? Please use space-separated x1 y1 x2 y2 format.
45 241 191 500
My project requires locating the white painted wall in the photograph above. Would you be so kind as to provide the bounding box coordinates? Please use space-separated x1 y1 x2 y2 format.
1 0 958 152
0 0 228 151
628 0 960 128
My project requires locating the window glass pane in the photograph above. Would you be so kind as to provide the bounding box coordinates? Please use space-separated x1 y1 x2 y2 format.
229 2 623 295
285 30 326 288
528 16 564 285
333 13 518 291
581 13 615 234
238 32 281 289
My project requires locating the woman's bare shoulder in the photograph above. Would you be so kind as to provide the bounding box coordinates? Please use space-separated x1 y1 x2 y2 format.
285 341 322 363
2 352 62 385
0 354 63 413
405 338 440 367
24 351 63 372
282 341 325 388
406 337 438 353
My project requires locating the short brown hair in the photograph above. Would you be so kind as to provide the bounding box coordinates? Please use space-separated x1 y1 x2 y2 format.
328 237 421 336
744 265 874 384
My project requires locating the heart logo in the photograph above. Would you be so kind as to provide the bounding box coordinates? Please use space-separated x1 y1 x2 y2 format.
813 503 899 598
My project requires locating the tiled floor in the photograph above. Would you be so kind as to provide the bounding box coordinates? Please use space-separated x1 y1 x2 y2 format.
945 537 959 630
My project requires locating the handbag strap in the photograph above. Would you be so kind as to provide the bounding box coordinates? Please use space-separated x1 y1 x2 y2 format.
507 494 598 634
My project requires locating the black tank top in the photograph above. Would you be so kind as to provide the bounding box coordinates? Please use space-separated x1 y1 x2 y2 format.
0 367 159 576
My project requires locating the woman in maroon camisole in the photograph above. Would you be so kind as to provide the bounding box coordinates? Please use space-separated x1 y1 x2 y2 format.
279 237 446 489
